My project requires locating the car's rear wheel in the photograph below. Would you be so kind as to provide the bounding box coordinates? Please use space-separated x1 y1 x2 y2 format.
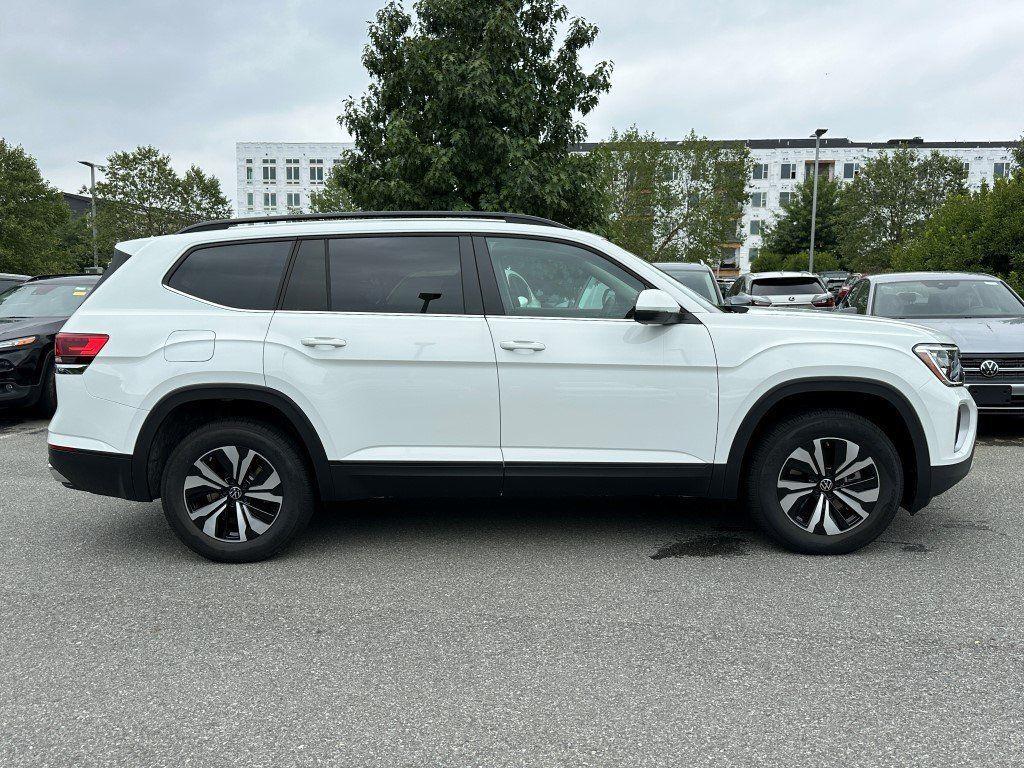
160 419 315 562
746 409 904 554
34 357 58 417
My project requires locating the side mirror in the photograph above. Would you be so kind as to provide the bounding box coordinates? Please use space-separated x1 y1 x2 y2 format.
634 289 684 325
726 294 752 307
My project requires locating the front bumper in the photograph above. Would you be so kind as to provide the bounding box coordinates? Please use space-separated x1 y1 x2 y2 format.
47 444 141 500
929 450 974 499
967 383 1024 412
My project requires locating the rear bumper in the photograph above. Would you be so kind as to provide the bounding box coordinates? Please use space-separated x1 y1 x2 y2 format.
47 445 145 500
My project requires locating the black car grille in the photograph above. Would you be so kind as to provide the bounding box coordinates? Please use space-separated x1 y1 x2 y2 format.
961 355 1024 383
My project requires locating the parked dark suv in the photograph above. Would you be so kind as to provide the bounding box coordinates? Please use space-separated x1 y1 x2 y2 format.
0 274 99 414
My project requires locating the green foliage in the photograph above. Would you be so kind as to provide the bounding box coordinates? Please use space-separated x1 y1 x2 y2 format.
751 250 840 274
331 0 612 229
762 175 842 262
895 172 1024 287
92 146 231 257
309 164 357 213
838 148 967 273
0 139 80 275
593 128 751 262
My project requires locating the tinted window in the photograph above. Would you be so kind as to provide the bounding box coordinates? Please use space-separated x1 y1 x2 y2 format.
872 279 1024 319
329 236 463 314
658 267 718 303
486 237 644 319
750 277 825 296
0 281 97 318
281 239 328 311
0 279 22 293
850 281 869 314
168 241 292 310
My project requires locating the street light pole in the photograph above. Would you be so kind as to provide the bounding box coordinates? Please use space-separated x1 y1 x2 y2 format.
808 128 827 274
78 160 102 271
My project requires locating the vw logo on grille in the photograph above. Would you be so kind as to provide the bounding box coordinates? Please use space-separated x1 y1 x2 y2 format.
980 359 1000 378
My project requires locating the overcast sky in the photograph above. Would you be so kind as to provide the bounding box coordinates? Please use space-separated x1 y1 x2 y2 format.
2 0 1022 208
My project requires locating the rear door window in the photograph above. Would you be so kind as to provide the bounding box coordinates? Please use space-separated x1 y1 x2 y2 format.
328 236 463 314
167 240 293 310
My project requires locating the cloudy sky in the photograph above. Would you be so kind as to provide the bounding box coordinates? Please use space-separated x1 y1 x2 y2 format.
2 0 1022 208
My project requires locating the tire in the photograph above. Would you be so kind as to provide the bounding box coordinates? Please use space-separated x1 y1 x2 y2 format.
160 419 315 562
34 358 58 417
745 409 904 555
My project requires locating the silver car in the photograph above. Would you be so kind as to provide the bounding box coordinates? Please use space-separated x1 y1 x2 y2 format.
725 271 834 309
837 272 1024 413
654 261 724 305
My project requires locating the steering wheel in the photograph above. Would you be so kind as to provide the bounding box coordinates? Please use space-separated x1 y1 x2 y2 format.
506 269 539 309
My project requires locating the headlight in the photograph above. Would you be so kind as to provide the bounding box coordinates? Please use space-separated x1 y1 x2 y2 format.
0 336 37 351
914 343 963 386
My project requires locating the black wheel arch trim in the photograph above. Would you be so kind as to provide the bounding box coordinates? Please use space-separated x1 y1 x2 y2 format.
709 378 933 512
131 384 334 502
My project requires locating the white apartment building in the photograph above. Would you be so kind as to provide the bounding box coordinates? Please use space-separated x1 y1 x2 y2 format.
235 142 354 217
734 137 1016 273
237 137 1016 273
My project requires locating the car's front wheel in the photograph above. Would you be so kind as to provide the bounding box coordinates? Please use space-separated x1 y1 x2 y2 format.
746 409 904 554
160 419 315 562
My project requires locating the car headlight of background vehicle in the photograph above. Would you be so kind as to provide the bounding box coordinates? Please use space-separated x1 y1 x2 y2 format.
0 336 37 351
914 343 963 386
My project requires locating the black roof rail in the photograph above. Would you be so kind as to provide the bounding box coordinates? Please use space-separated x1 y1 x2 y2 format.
25 273 99 282
176 210 570 234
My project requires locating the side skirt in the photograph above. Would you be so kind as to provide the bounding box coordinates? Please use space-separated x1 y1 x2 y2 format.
328 461 713 500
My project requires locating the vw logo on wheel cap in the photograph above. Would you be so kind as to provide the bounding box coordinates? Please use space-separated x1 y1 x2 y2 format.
818 478 834 492
980 359 1000 378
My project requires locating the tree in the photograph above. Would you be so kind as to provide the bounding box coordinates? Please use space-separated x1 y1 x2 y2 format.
331 0 612 229
593 128 751 262
1011 133 1024 177
92 146 230 256
0 139 80 275
838 147 967 273
761 174 843 263
309 164 356 213
895 171 1024 291
751 250 841 273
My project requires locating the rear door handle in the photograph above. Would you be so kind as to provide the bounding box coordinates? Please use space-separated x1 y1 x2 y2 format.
301 337 347 348
499 340 546 352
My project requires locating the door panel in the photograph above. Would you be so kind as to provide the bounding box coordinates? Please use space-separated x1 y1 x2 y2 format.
264 235 501 498
478 235 719 492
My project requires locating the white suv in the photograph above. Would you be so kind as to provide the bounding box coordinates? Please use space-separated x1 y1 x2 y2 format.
48 212 976 561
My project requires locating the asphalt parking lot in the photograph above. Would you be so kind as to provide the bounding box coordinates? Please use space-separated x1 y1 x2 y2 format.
1 413 1022 767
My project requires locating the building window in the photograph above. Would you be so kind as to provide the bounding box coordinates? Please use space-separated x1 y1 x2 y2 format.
285 158 300 183
246 192 254 210
263 192 277 209
748 247 760 262
751 192 767 208
286 192 301 210
245 159 253 183
779 191 793 206
750 220 763 236
752 163 769 180
994 162 1009 179
262 159 276 182
780 163 797 180
843 162 860 179
310 159 324 183
962 161 971 175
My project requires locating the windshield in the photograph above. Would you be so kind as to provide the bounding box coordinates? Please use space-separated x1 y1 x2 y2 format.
0 282 95 318
751 277 824 296
658 268 719 303
873 279 1024 319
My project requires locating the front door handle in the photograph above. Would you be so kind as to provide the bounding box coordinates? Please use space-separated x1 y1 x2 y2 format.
301 337 347 348
499 340 546 352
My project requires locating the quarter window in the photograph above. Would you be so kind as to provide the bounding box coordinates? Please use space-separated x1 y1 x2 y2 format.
485 237 644 319
329 236 463 314
167 240 292 310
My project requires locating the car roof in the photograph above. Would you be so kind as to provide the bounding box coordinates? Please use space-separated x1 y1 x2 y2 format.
654 262 712 272
23 274 100 285
869 271 1000 284
747 271 820 280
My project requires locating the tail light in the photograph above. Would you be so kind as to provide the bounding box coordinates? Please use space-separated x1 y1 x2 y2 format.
55 333 108 373
811 293 835 308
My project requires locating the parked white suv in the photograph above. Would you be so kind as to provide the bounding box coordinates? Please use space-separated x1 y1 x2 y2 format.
48 212 976 561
